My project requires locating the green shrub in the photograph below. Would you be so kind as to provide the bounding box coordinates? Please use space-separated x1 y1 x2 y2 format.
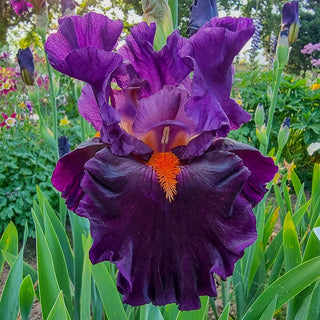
0 122 57 238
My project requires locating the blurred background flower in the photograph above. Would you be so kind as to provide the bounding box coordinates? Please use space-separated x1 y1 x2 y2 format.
0 112 17 129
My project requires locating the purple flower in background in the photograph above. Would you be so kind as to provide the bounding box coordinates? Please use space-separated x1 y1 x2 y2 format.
9 0 32 15
46 12 277 310
61 0 78 16
301 43 315 55
312 59 320 67
26 101 33 112
58 136 71 157
251 18 262 51
187 0 218 36
281 1 299 46
17 47 35 86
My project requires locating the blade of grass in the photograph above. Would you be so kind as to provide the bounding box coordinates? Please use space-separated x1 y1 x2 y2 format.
0 222 18 274
92 262 127 320
0 247 23 319
47 291 71 320
140 304 164 320
259 295 277 320
37 187 74 283
218 302 230 320
32 210 60 319
242 256 320 320
80 235 92 320
19 275 35 320
43 203 73 315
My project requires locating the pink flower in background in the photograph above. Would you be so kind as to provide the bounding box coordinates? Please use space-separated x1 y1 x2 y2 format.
313 43 320 51
36 73 49 90
0 113 17 129
312 59 320 67
0 52 9 61
9 0 32 15
0 67 17 95
301 43 315 55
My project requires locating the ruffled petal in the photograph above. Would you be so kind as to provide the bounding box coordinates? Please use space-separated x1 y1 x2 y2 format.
78 84 102 131
46 12 122 57
78 147 257 310
47 46 122 86
172 131 216 161
210 138 278 205
184 17 255 134
120 23 192 97
110 88 139 128
45 12 123 86
100 123 152 159
52 138 105 211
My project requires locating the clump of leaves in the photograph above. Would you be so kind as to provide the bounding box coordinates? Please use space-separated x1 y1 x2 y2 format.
232 69 320 186
0 123 57 238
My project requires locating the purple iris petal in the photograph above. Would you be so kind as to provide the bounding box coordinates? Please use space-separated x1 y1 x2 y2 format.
45 12 123 85
120 23 192 97
52 138 105 211
282 1 299 28
78 146 257 310
78 84 102 131
48 46 122 87
185 17 255 135
209 138 278 205
132 86 196 151
17 47 35 86
111 88 139 124
100 123 152 158
172 131 217 161
187 0 218 36
52 12 122 52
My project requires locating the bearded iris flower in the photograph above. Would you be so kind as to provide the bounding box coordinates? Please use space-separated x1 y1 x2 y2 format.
46 12 277 310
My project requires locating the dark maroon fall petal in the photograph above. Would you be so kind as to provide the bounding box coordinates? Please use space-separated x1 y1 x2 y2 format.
52 138 105 211
78 147 257 310
210 138 278 206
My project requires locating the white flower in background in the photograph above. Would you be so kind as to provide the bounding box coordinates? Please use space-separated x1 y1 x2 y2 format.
29 113 40 122
307 142 320 156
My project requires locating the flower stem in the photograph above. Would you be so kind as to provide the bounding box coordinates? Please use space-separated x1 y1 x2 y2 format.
260 66 283 155
168 0 178 29
80 116 88 141
44 47 59 161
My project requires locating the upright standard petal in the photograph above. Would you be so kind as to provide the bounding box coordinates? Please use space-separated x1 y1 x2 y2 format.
45 12 123 85
120 23 192 97
78 146 258 310
184 17 255 135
